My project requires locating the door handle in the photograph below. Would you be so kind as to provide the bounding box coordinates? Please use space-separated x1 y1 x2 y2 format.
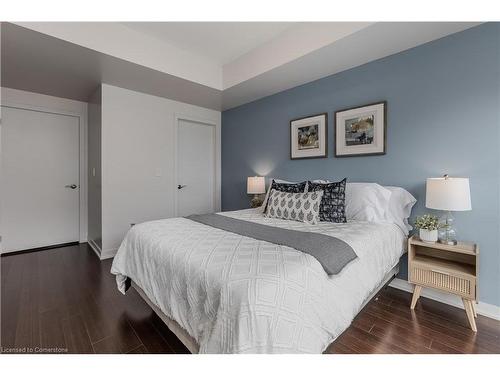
177 184 187 190
65 184 78 189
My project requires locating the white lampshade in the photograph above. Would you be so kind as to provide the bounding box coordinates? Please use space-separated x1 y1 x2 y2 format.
247 176 265 194
426 176 472 211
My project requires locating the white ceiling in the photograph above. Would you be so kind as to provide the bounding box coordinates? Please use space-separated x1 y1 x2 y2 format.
222 22 482 109
1 23 221 109
122 22 296 65
5 22 482 110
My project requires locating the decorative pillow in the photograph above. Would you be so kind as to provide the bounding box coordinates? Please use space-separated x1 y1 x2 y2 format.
263 179 307 213
307 179 347 223
265 189 323 225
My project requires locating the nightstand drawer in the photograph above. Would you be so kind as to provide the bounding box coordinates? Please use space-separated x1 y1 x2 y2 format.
410 266 475 299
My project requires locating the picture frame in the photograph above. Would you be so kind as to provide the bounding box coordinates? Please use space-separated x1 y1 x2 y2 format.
290 113 328 159
334 101 387 157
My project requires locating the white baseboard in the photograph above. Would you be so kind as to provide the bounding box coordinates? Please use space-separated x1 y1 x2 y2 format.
389 278 500 321
87 239 117 260
87 239 102 258
100 247 118 260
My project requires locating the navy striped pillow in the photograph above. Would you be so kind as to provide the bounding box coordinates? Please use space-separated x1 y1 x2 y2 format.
307 179 347 223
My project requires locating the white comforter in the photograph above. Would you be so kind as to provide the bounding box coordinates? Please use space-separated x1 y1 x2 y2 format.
111 209 405 353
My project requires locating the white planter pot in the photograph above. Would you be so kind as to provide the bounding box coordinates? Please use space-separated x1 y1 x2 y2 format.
420 229 438 243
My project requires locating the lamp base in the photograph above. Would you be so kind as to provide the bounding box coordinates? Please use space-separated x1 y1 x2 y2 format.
250 195 264 208
438 211 458 245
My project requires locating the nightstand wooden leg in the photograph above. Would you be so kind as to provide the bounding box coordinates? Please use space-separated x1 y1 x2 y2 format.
410 285 422 309
471 301 477 317
463 298 477 332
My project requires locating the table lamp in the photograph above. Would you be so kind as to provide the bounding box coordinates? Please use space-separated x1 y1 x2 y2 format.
425 174 471 245
247 176 266 208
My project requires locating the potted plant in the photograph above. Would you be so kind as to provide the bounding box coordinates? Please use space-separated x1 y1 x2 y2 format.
414 214 447 243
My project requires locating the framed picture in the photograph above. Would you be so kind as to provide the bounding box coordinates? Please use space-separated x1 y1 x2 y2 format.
290 113 327 159
334 101 386 157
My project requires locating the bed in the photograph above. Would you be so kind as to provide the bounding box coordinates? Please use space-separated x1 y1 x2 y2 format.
111 207 407 354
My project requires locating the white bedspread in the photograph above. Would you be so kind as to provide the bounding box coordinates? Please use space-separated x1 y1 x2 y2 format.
111 209 406 353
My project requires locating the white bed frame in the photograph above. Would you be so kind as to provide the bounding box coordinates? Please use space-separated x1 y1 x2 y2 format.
131 263 399 354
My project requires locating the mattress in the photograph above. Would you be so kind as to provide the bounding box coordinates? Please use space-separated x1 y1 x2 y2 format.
111 208 406 353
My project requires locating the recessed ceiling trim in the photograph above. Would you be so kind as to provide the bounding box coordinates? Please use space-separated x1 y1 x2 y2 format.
1 23 222 110
121 22 296 65
14 22 224 90
222 22 481 110
2 22 482 112
222 22 373 89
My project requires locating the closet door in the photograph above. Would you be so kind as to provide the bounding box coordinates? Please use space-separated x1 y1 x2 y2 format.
1 106 80 253
176 118 216 217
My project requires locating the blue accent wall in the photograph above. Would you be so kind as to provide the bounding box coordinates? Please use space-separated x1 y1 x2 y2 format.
222 23 500 306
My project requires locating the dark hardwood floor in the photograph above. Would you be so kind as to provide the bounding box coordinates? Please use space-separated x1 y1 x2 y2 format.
1 244 499 354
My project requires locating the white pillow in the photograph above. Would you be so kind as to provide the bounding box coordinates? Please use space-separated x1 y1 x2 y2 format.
383 186 417 234
289 180 416 233
257 179 307 213
345 183 392 222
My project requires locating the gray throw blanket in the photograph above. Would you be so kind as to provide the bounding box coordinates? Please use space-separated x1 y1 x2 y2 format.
187 214 357 275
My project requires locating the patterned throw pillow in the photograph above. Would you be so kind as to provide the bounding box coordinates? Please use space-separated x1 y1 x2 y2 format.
265 189 323 225
263 180 307 213
307 179 347 223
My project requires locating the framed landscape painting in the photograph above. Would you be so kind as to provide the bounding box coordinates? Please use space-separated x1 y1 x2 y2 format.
334 101 386 157
290 113 327 159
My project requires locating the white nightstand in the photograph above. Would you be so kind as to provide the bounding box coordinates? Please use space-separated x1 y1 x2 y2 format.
408 235 479 332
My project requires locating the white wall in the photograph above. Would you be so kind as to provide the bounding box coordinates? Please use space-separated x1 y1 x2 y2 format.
0 87 88 243
1 86 221 257
87 87 102 252
99 84 221 257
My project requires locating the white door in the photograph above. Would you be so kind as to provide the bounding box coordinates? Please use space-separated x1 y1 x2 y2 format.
1 106 80 253
176 119 216 217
